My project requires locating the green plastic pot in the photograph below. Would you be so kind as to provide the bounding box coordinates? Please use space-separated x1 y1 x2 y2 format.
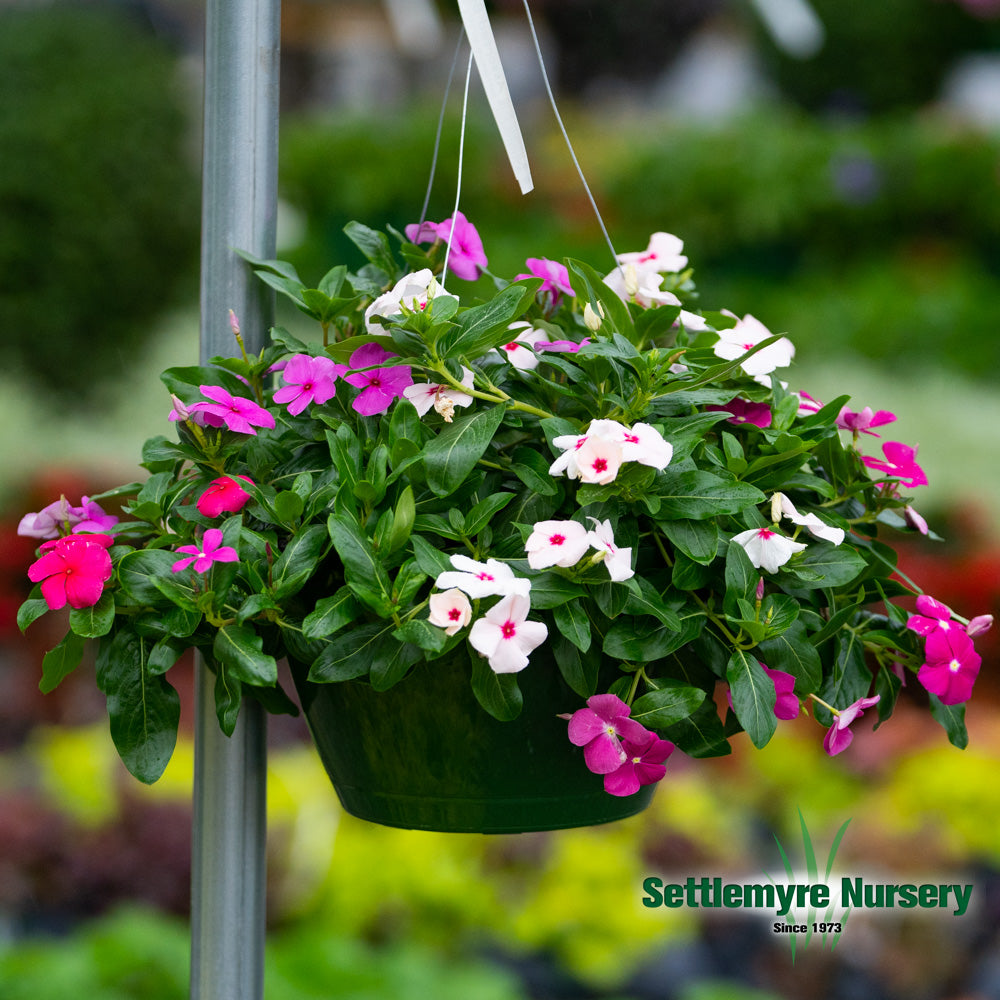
290 652 655 834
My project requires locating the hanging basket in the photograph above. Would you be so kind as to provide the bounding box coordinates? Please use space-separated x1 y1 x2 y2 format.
290 652 656 834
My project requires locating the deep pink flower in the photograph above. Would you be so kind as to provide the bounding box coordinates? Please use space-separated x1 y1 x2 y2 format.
171 528 240 574
515 257 574 308
707 398 772 428
823 694 880 756
836 405 896 437
196 476 255 518
918 628 981 705
188 386 275 435
567 694 650 775
535 337 590 353
906 595 962 638
762 664 800 720
603 731 675 797
862 441 928 488
28 533 114 610
272 354 347 415
405 210 487 281
344 343 413 416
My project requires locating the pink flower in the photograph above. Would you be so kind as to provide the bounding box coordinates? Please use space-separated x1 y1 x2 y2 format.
196 476 255 518
586 517 634 582
862 441 928 488
28 533 115 610
707 399 772 428
272 354 347 415
535 337 590 353
18 496 118 539
427 588 473 636
903 505 929 535
344 343 413 416
525 519 591 570
171 528 240 574
731 527 807 573
836 405 896 437
603 731 675 796
567 694 650 775
435 554 531 599
918 628 981 705
762 664 800 720
468 593 548 674
515 257 573 308
906 594 963 638
188 386 275 435
404 210 488 281
823 694 880 756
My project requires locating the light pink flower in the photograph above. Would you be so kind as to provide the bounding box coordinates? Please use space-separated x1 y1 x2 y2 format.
586 517 634 582
713 314 795 378
731 527 807 574
427 588 473 636
535 337 590 353
435 554 530 599
707 399 772 428
903 505 929 535
493 322 549 370
344 343 413 416
18 496 118 539
567 694 650 775
836 405 897 437
405 210 488 281
171 527 240 574
468 593 548 674
196 476 255 518
273 354 347 415
515 258 573 309
823 694 880 756
862 441 928 488
525 519 590 570
603 731 675 797
188 386 275 435
968 615 994 637
28 533 115 610
403 367 475 421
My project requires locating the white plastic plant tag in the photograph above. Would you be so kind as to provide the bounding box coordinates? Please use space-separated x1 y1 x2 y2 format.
455 0 534 194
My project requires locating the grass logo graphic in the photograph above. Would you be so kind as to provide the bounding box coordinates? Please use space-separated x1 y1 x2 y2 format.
768 810 852 962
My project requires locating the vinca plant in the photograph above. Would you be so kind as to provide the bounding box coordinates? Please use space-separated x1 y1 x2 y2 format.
17 214 990 798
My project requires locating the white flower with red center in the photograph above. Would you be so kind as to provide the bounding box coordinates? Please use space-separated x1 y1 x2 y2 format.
575 436 624 484
618 422 673 470
402 366 475 422
493 322 549 370
434 554 530 599
364 269 457 335
774 493 845 546
713 313 795 378
548 419 672 481
586 517 634 582
731 527 807 573
427 588 473 636
619 231 689 274
469 593 548 674
524 520 590 570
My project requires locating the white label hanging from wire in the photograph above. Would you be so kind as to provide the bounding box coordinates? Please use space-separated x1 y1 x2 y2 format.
455 0 534 194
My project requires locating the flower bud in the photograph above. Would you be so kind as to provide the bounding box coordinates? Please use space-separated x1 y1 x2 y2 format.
583 301 604 332
228 309 241 338
967 615 994 638
624 263 639 298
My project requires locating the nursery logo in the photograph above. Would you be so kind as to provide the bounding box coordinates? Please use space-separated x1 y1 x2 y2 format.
641 812 974 962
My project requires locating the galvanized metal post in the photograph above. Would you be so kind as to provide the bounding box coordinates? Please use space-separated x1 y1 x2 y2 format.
191 0 279 996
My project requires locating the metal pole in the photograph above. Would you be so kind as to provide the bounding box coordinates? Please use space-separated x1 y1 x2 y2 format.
191 0 279 995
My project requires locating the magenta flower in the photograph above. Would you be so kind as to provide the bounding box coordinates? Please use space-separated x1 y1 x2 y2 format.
196 476 255 518
272 354 347 415
171 528 240 574
405 210 488 281
862 441 928 488
603 731 675 797
28 533 115 610
515 257 574 308
536 337 590 353
567 694 650 775
344 343 413 416
823 694 880 756
18 496 118 539
836 405 896 437
906 594 963 638
188 386 275 435
707 398 772 428
762 664 800 720
918 628 981 705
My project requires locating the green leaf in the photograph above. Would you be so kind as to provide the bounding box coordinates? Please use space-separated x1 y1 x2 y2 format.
393 617 449 654
658 518 719 565
787 543 868 590
552 633 600 698
929 695 968 749
411 534 453 578
327 514 393 607
631 681 707 730
40 630 87 693
604 617 693 662
566 258 634 338
815 630 873 724
386 485 416 555
758 620 822 693
553 601 592 653
622 577 683 629
510 446 560 498
95 628 180 783
303 588 359 639
18 596 51 633
470 656 523 721
654 470 766 520
724 541 759 614
526 572 586 609
309 623 395 682
213 623 278 686
370 641 422 692
273 490 305 524
271 523 328 599
663 699 731 758
147 636 188 677
117 548 180 604
214 663 243 737
68 592 116 638
465 492 517 537
344 221 397 276
726 649 777 749
424 405 506 497
436 283 535 357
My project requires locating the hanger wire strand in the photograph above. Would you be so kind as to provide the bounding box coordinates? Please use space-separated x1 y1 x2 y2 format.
441 49 475 287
